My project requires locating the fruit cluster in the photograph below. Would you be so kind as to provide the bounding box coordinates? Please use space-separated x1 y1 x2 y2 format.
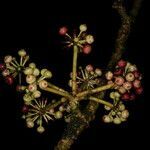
69 64 102 90
105 60 143 101
59 24 94 54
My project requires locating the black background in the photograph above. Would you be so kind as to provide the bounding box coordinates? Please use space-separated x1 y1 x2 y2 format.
0 1 146 150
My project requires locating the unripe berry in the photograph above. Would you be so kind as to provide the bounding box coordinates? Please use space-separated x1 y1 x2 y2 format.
105 71 113 80
26 120 34 128
119 104 125 111
123 82 132 90
29 63 36 69
55 111 63 119
79 24 87 32
86 64 93 72
85 35 94 44
2 69 10 76
39 80 48 89
37 126 45 133
104 105 111 111
33 68 40 76
4 55 13 63
26 75 36 84
95 68 102 76
32 90 41 98
103 115 112 123
24 67 33 75
121 110 129 119
113 117 121 124
18 49 26 57
118 86 126 94
128 65 137 72
125 73 135 82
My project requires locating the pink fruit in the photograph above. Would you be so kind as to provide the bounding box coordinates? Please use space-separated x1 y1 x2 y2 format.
5 76 14 85
123 82 132 90
82 45 92 54
117 60 127 68
121 93 130 100
115 76 125 86
86 64 93 72
136 87 143 95
59 27 68 35
133 79 141 88
114 68 123 76
22 105 29 113
0 63 5 71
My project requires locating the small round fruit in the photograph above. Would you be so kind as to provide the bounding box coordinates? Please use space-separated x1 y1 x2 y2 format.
114 68 123 76
105 71 113 80
55 111 63 119
118 104 125 111
37 126 45 133
5 76 14 85
118 86 126 94
82 45 92 54
59 106 64 112
2 69 10 76
79 24 87 32
130 94 136 100
18 49 26 57
32 90 41 98
29 63 36 69
49 108 54 114
117 60 127 68
4 55 13 63
115 76 125 86
123 82 132 90
135 87 143 95
133 79 141 88
85 35 94 44
26 75 36 84
125 73 135 82
22 105 29 113
128 65 137 72
110 92 115 99
104 105 111 111
121 93 130 101
59 27 68 35
68 80 72 87
26 120 34 128
114 92 121 98
0 64 5 70
39 80 48 89
121 110 129 119
23 94 32 102
24 67 33 75
33 68 40 76
113 117 121 124
86 64 93 72
95 68 102 76
133 71 140 79
103 115 112 123
43 70 52 78
28 84 37 92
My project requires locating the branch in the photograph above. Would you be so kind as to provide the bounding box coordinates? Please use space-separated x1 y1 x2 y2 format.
55 1 143 149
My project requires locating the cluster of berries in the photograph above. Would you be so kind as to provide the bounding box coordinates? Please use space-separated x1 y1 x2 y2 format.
105 60 143 101
0 49 28 85
59 24 94 54
69 64 102 90
103 101 129 124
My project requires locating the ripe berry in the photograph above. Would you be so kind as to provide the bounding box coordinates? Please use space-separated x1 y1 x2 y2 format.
82 45 92 54
0 63 5 71
135 87 143 95
59 27 68 35
133 79 141 88
114 68 123 76
117 60 127 68
22 105 29 113
130 94 136 100
121 93 130 100
5 76 14 85
133 71 140 79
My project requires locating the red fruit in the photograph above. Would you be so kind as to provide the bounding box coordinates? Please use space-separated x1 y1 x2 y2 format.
59 27 68 35
5 76 14 85
0 63 5 71
130 94 136 100
133 71 140 79
114 68 123 76
136 87 143 95
121 93 130 100
82 45 92 54
133 79 141 88
22 105 29 113
117 60 127 68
